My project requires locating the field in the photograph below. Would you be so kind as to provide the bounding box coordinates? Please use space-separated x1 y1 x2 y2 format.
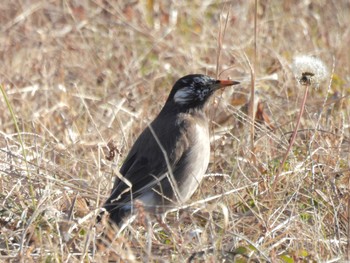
1 1 349 262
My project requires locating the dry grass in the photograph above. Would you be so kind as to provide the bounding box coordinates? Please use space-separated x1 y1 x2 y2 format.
1 0 349 262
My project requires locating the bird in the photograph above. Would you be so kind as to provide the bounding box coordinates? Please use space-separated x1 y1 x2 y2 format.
103 74 240 225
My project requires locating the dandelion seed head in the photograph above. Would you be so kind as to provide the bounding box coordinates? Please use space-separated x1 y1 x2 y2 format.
292 55 328 87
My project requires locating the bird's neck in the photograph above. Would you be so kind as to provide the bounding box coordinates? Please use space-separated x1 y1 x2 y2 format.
160 102 207 118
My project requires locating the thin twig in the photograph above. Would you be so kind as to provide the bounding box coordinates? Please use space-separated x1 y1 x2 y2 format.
216 4 230 79
0 85 36 208
250 0 258 159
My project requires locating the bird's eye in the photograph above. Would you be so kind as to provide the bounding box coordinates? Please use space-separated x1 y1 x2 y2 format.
197 88 210 101
202 89 209 96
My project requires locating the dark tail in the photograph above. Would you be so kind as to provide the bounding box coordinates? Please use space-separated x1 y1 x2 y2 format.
98 199 128 226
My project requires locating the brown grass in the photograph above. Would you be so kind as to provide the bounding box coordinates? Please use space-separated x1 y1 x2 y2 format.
1 1 349 262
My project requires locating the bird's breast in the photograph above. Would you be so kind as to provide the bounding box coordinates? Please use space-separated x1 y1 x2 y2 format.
178 122 210 203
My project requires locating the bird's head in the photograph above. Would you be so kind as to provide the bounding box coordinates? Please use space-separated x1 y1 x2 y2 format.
165 74 240 111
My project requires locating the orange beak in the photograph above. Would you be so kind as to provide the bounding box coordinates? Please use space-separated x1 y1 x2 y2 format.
217 79 240 86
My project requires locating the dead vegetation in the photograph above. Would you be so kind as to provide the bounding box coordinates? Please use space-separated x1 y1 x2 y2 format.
0 1 349 262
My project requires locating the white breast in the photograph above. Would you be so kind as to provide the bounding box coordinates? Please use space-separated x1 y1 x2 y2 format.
178 123 210 202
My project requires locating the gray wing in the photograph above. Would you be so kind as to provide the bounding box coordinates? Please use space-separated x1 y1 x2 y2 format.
104 114 192 211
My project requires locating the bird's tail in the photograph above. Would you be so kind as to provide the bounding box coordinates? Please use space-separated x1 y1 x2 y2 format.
98 200 127 226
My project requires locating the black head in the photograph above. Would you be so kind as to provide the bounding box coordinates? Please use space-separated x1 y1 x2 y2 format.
164 74 239 111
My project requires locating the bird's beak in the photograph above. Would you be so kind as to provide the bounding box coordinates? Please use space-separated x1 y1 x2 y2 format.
217 79 240 87
212 79 240 91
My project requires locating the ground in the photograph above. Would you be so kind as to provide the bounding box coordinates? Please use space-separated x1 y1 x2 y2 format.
0 1 349 262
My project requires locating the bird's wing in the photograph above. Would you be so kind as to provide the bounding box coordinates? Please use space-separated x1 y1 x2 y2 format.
105 115 192 208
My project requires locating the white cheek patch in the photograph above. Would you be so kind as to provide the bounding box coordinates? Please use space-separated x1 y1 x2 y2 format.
174 88 194 104
174 87 211 105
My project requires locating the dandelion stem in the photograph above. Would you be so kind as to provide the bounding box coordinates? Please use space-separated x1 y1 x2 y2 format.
273 84 310 191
